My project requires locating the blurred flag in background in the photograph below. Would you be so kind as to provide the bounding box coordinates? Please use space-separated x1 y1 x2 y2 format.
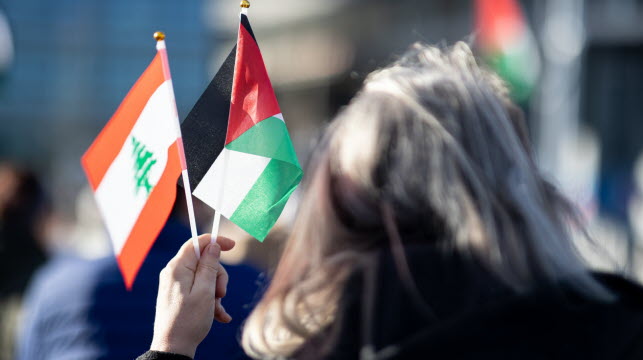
475 0 541 102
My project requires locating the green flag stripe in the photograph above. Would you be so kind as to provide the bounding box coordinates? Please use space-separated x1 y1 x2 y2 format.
489 51 534 102
229 158 303 241
225 116 301 169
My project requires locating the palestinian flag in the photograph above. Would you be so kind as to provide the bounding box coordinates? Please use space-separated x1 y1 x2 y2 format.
475 0 540 102
82 44 183 289
181 13 302 241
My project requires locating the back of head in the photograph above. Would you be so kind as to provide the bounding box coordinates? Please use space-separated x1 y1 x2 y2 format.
0 162 48 268
242 42 607 358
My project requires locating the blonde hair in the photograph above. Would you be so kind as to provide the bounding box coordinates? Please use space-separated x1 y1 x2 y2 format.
241 42 608 358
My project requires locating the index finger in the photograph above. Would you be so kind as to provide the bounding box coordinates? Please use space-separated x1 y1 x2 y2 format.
213 236 235 252
163 234 236 286
179 233 236 256
173 234 209 265
171 235 236 268
193 234 236 255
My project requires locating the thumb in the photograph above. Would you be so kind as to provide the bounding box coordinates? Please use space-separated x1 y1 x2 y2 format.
193 243 221 296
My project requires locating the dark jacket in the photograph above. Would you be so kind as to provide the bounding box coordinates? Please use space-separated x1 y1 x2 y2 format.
299 246 643 359
141 245 643 359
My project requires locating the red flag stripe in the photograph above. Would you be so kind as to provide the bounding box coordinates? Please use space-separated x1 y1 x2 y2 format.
225 22 281 145
475 0 525 52
82 55 165 190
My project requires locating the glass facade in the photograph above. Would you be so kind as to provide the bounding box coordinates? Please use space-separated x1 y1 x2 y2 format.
0 0 209 171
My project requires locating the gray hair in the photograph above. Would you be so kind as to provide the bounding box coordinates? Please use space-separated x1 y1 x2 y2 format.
241 42 609 358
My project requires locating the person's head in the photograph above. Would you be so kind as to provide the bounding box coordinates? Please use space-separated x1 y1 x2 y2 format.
241 42 607 357
0 161 49 252
0 161 49 293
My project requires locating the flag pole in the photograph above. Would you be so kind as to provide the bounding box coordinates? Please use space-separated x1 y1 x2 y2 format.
208 0 251 245
210 145 227 245
154 31 202 259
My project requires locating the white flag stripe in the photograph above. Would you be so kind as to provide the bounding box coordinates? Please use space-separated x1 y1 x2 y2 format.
193 148 270 218
94 81 177 255
164 79 183 139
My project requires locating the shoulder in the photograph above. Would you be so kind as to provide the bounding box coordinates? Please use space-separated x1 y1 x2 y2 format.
595 272 643 304
24 255 113 305
301 247 643 359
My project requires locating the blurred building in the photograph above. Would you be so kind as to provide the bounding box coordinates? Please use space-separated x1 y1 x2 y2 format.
583 0 643 220
0 0 209 217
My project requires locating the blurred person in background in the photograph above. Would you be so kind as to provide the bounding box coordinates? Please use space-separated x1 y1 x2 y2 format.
17 187 262 360
142 42 643 360
0 162 49 360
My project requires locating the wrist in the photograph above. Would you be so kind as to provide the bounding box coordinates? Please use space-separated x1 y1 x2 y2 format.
150 336 197 359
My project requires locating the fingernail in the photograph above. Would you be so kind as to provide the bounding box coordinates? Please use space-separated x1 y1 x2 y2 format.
208 243 217 254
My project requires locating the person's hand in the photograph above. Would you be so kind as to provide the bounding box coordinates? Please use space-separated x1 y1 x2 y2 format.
150 234 235 358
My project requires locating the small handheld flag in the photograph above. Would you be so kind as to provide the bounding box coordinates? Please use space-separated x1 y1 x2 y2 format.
181 6 303 242
82 33 199 289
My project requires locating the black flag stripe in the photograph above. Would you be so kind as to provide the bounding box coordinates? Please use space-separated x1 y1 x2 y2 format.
180 13 259 191
180 46 235 190
240 14 257 42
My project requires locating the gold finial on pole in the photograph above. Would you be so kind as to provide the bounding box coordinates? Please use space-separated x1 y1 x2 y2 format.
153 31 166 41
240 0 250 8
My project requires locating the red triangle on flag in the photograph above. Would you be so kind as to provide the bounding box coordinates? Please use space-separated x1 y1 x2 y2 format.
226 20 281 145
475 0 525 52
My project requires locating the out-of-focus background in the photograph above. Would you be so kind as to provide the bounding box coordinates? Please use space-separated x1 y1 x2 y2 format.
0 0 642 359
